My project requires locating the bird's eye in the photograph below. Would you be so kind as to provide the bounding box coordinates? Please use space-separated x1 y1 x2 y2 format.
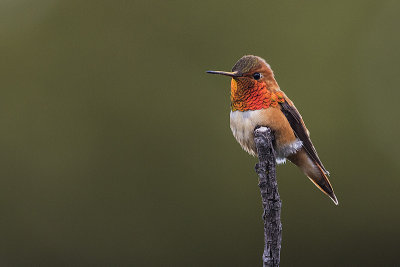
253 72 261 80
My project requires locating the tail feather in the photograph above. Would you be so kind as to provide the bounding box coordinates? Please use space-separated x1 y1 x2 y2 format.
308 163 338 205
288 148 338 205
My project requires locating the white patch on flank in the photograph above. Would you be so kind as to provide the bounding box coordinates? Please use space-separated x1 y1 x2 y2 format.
276 158 287 164
275 139 303 161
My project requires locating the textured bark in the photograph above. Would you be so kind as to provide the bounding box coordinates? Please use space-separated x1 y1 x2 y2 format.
254 127 282 267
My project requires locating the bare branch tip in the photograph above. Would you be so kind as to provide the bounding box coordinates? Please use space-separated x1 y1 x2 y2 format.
255 126 270 134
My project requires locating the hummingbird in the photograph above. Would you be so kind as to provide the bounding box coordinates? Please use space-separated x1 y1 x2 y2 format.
207 55 338 205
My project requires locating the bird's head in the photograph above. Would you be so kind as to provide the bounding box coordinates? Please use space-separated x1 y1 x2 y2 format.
207 55 283 111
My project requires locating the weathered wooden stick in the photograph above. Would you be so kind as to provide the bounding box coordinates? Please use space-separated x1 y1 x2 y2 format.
254 127 282 267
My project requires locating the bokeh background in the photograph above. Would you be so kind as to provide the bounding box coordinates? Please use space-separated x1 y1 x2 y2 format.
1 0 399 266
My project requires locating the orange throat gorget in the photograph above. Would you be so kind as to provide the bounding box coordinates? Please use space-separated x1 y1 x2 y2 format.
230 78 285 112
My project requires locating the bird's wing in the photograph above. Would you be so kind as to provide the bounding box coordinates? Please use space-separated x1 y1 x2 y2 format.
279 101 329 175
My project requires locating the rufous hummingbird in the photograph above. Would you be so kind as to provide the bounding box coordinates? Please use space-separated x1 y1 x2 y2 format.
207 55 338 205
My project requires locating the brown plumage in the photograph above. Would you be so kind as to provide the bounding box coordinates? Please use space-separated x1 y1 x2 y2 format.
207 55 338 205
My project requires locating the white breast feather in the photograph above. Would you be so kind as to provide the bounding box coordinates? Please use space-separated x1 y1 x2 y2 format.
229 110 302 163
230 110 264 157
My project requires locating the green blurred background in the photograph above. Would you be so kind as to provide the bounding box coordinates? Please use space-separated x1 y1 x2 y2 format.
1 0 399 266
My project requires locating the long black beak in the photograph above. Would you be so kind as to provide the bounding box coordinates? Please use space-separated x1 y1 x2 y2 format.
206 70 241 77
